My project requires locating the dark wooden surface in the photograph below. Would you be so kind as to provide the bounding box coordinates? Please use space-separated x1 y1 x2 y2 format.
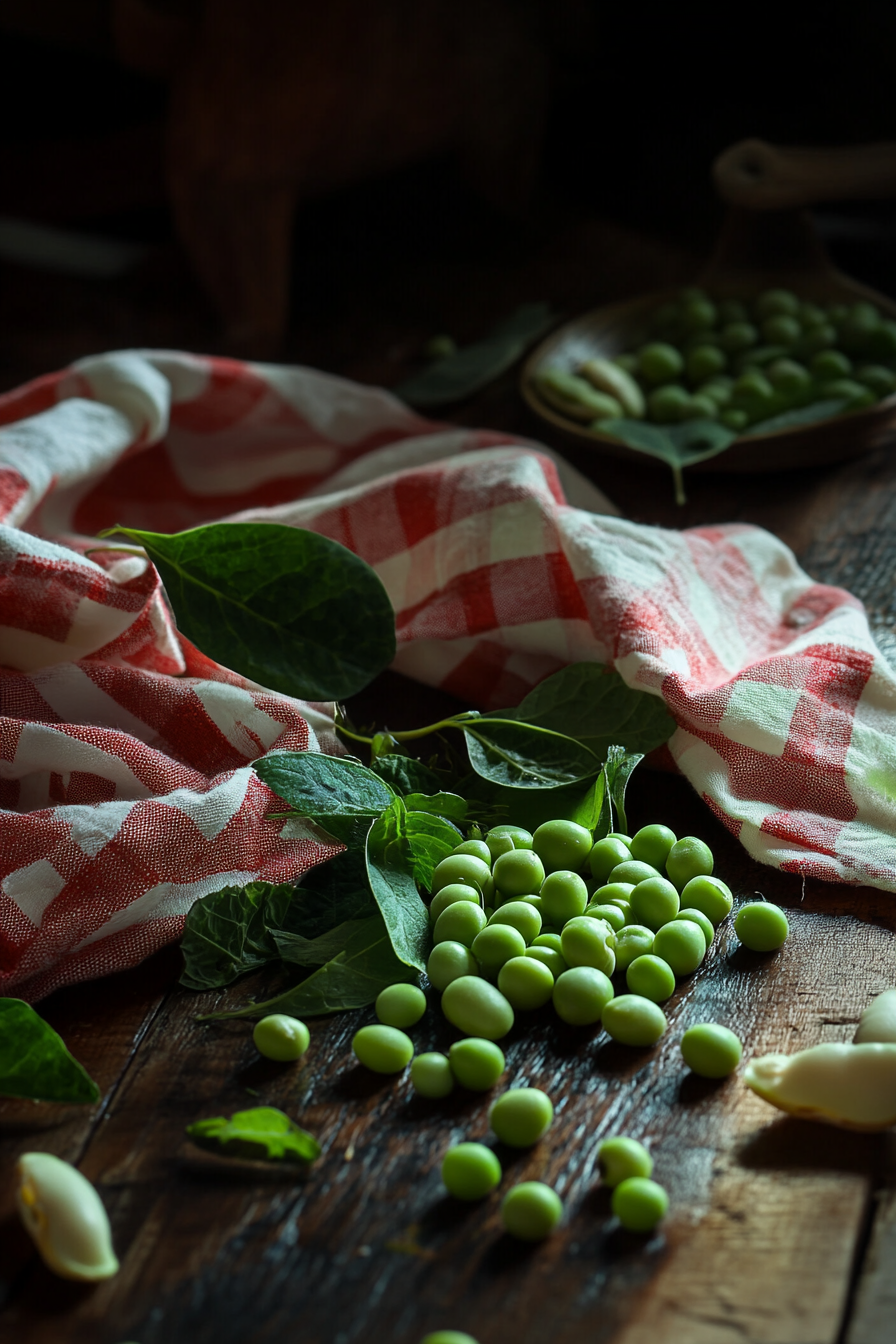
3 158 896 1344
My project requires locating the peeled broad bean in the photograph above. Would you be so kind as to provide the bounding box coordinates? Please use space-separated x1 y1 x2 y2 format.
745 1042 896 1130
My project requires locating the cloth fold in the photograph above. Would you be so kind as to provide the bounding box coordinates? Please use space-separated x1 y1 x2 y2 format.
1 350 893 1000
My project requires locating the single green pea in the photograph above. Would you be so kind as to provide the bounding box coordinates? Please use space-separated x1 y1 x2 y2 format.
471 923 526 975
626 954 676 1003
441 1142 502 1201
686 344 727 384
492 849 545 898
598 1135 653 1187
761 314 801 346
647 383 691 423
352 1025 414 1073
629 876 680 931
720 321 758 353
420 1332 480 1344
500 1182 563 1241
733 901 789 951
539 869 588 925
639 342 685 385
434 901 488 947
652 920 706 976
697 376 734 407
767 357 811 397
811 348 852 380
680 1023 743 1077
411 1052 455 1098
839 302 884 355
552 965 614 1025
488 899 542 943
518 894 545 918
252 1014 310 1062
441 975 514 1040
629 824 677 871
685 394 719 420
613 924 655 971
675 907 715 947
607 832 632 845
731 369 775 405
594 881 636 906
796 322 837 357
532 819 593 874
452 839 492 864
609 860 662 887
585 902 626 932
375 983 427 1028
429 883 482 925
490 1088 554 1147
612 1176 669 1233
665 836 714 890
532 931 563 953
561 915 616 975
602 994 667 1047
427 941 479 992
754 288 800 320
720 407 748 431
430 853 492 896
856 363 896 396
486 824 534 861
448 1037 505 1090
526 945 568 979
498 956 555 1011
608 898 632 921
679 874 732 924
588 836 633 882
818 377 875 409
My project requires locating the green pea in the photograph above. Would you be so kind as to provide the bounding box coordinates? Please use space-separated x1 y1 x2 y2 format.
608 898 632 922
629 824 677 870
720 407 748 431
560 916 616 975
607 832 632 845
839 302 884 355
441 975 514 1040
420 1332 480 1344
525 945 567 979
488 900 542 944
602 994 667 1047
352 1025 414 1074
486 824 533 860
452 839 492 864
626 954 675 1003
761 314 801 346
448 1037 506 1090
471 924 526 974
252 1014 310 1062
817 378 875 410
598 1136 653 1187
431 854 492 896
492 849 545 898
500 1182 563 1240
609 860 661 886
375 983 427 1028
665 836 714 890
733 901 789 951
856 364 896 396
810 349 852 380
697 376 734 407
767 358 811 396
675 907 715 947
490 1088 553 1147
679 875 732 924
685 344 727 384
613 924 655 971
539 870 588 925
518 893 545 918
652 920 706 976
585 902 626 932
552 965 614 1025
536 367 623 422
588 836 633 882
532 820 593 874
427 941 479 992
434 901 488 947
647 384 690 423
754 288 800 320
629 876 680 931
411 1052 455 1098
720 321 758 353
685 394 718 421
429 883 482 925
639 342 685 385
731 369 774 406
441 1142 502 1201
594 881 636 906
680 1023 743 1077
498 956 555 1010
532 931 562 953
612 1176 669 1233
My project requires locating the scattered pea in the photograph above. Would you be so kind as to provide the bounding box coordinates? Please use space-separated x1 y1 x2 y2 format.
493 848 545 898
612 1176 669 1233
411 1052 455 1098
734 901 789 951
500 1182 564 1240
498 956 555 1010
490 1088 554 1147
680 1023 743 1077
665 836 714 890
449 1037 506 1090
441 976 514 1040
427 941 479 992
560 915 616 976
652 920 706 976
441 1142 502 1201
626 954 676 1003
352 1025 414 1074
679 874 732 924
629 823 677 870
552 965 614 1025
602 994 668 1047
629 876 680 930
434 901 488 947
598 1135 653 1187
539 870 588 924
613 924 655 971
375 983 427 1028
675 907 715 947
639 342 685 385
253 1014 310 1062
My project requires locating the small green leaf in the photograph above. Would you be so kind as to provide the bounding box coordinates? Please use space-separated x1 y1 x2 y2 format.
366 801 430 970
273 921 360 967
463 717 601 788
514 663 675 760
179 882 287 990
371 754 446 796
570 771 611 838
186 1107 320 1163
0 1000 100 1104
403 791 468 821
404 811 463 889
100 521 396 700
600 417 737 504
603 745 644 835
743 398 847 436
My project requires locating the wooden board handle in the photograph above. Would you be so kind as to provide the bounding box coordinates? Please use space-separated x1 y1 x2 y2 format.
713 139 896 210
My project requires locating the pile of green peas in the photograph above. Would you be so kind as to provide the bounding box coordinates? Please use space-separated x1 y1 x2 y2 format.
540 286 896 433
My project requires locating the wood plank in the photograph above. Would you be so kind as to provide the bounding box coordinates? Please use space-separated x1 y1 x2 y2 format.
848 1185 896 1344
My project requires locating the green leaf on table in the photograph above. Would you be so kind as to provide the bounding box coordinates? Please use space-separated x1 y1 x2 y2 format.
179 882 289 990
99 521 396 700
395 302 556 407
600 417 737 505
371 754 445 797
0 1000 100 1104
463 716 602 789
404 810 464 889
254 752 395 843
365 800 430 970
743 398 846 436
404 791 468 821
602 744 644 835
186 1106 320 1163
514 663 675 760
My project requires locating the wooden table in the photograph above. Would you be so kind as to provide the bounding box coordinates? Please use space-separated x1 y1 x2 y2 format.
2 197 896 1344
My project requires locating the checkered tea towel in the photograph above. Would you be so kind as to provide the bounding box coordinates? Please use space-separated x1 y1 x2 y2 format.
2 350 893 1000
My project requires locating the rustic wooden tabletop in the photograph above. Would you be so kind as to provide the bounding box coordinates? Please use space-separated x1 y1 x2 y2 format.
2 172 896 1344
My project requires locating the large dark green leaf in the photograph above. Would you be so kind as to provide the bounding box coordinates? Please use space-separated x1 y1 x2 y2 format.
270 850 376 939
371 754 445 797
0 1000 100 1104
254 752 394 844
273 921 362 967
600 417 737 504
514 663 675 760
365 801 430 970
744 398 846 436
179 882 287 990
186 1107 320 1163
463 717 601 788
404 811 463 890
100 521 396 700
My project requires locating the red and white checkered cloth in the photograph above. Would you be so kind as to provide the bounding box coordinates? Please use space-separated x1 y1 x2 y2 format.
2 351 894 1000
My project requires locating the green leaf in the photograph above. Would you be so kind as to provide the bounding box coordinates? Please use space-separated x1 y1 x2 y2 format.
365 801 430 970
602 744 644 835
395 302 556 407
371 754 446 796
0 1000 100 1104
463 717 601 789
743 398 847 436
99 521 396 700
186 1107 320 1163
404 811 464 889
273 920 360 967
600 417 737 504
270 849 376 939
514 663 675 760
254 751 394 843
570 771 611 839
404 791 468 821
179 882 287 990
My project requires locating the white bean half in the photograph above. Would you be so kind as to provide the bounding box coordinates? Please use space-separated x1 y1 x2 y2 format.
16 1152 119 1281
